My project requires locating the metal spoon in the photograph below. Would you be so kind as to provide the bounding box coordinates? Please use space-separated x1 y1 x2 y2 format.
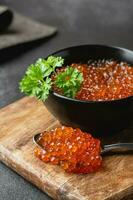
33 133 133 154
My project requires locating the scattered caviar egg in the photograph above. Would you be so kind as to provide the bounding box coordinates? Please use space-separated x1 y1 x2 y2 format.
53 60 133 101
34 126 102 174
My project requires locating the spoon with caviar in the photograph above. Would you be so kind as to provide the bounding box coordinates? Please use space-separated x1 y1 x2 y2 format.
33 127 133 174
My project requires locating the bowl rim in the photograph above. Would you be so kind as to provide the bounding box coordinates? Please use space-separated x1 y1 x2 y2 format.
50 44 133 57
47 44 133 104
50 91 133 104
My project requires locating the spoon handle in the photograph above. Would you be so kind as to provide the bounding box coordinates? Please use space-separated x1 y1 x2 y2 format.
102 143 133 154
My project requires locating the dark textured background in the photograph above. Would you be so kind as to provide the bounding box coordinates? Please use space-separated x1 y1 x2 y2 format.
0 0 133 199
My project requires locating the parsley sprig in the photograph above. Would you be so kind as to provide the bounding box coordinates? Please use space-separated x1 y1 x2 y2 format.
55 67 83 98
19 56 83 101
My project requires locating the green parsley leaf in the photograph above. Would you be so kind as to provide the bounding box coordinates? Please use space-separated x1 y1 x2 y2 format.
36 56 64 78
19 56 64 101
55 67 83 98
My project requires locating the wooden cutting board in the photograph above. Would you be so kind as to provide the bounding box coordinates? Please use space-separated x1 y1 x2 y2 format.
0 97 133 200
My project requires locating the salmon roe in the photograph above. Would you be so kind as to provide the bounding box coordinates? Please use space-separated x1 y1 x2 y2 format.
54 60 133 101
34 126 102 174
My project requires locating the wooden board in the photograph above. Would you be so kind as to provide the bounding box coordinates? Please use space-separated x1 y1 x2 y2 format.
0 97 133 200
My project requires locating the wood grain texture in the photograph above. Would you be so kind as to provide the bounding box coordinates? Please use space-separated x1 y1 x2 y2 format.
0 97 133 200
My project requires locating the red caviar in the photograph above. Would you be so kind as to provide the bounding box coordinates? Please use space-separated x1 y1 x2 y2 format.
34 126 102 173
54 60 133 101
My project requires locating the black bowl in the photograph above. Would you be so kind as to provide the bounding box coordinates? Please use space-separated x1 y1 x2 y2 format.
44 45 133 137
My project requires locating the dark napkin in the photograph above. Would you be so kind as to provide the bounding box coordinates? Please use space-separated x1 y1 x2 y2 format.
0 11 57 50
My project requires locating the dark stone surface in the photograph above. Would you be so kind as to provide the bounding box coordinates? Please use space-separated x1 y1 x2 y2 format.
0 0 133 199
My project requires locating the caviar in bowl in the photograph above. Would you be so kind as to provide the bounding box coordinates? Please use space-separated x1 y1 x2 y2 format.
44 45 133 136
